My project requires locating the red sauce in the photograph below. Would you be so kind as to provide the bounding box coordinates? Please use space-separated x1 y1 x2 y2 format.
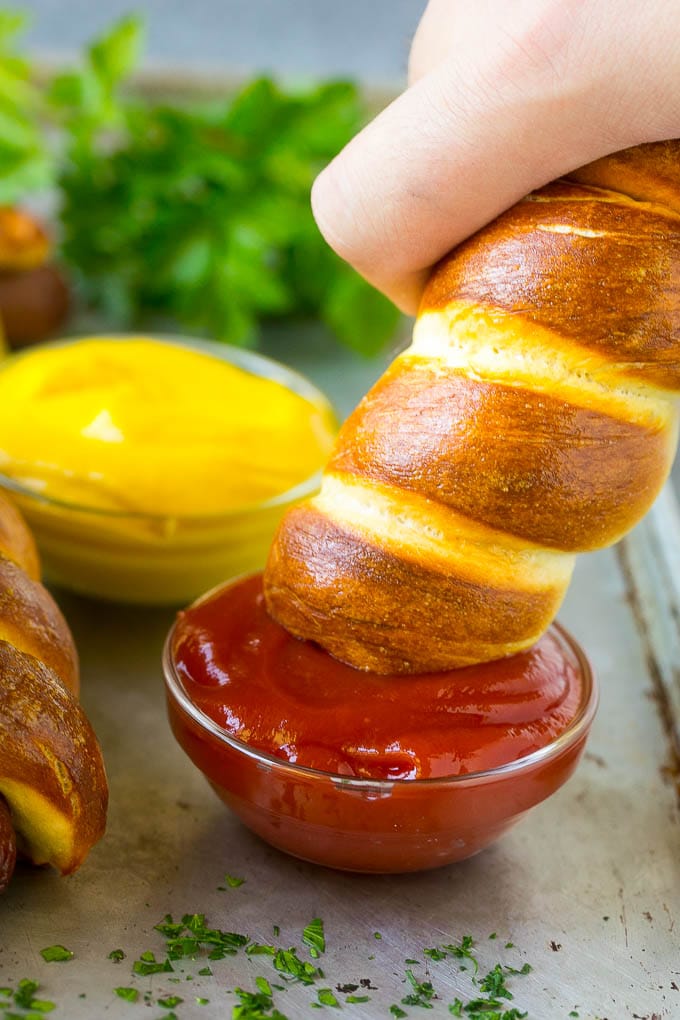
172 574 584 781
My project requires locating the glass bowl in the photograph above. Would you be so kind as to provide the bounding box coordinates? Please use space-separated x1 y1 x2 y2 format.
163 612 598 874
0 336 336 605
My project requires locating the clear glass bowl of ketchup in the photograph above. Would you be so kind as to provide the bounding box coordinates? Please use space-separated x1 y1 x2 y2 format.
163 574 598 874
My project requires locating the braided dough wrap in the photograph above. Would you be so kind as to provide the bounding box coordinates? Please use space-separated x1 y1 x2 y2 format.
0 490 107 890
265 141 680 674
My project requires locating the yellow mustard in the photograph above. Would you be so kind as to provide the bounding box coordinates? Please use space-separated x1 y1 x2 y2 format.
0 337 337 515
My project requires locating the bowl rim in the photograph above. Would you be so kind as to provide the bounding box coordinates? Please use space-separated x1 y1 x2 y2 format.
0 333 335 521
162 598 599 790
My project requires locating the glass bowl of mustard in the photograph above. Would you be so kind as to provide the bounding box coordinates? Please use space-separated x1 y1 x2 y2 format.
0 335 337 604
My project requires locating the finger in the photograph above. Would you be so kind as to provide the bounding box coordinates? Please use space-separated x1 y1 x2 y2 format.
312 0 676 314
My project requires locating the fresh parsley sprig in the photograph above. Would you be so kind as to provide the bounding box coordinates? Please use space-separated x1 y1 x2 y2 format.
0 10 53 203
1 11 400 355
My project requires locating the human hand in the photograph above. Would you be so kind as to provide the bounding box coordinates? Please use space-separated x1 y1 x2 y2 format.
311 0 680 313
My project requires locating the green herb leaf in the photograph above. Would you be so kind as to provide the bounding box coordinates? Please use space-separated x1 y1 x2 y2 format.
316 988 340 1007
132 951 174 976
39 946 73 963
232 984 289 1019
246 943 276 957
0 10 54 202
223 874 246 888
14 980 40 1007
401 968 435 1009
273 947 320 985
89 14 143 90
479 963 513 1001
114 987 139 1003
302 918 326 958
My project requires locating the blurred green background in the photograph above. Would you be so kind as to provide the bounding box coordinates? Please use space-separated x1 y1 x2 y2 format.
0 2 424 391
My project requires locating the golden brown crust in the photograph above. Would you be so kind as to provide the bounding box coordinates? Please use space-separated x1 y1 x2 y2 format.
0 489 40 580
0 208 50 272
0 640 107 874
0 490 106 883
0 555 79 695
420 182 680 390
329 357 676 551
567 140 680 213
264 141 680 674
265 504 568 673
0 796 16 892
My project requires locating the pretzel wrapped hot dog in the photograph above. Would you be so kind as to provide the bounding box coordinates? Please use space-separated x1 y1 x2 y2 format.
265 141 680 674
0 490 107 890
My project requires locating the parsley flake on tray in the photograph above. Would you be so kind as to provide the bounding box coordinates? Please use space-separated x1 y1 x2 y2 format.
38 945 73 963
0 914 539 1019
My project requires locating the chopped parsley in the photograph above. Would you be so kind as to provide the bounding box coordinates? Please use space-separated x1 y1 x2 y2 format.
39 946 73 963
114 987 138 1002
1 979 56 1016
154 913 248 961
317 988 340 1007
401 968 436 1008
506 964 532 977
232 984 289 1019
220 874 246 890
479 963 513 1000
7 896 540 1019
302 918 326 959
273 947 320 985
132 951 173 976
246 944 276 958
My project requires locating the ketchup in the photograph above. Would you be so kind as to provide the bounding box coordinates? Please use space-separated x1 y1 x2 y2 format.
172 574 584 781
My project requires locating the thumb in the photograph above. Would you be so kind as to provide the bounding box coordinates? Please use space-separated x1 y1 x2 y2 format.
311 0 679 314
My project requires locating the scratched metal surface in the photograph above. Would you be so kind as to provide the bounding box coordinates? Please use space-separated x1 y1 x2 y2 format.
0 333 679 1020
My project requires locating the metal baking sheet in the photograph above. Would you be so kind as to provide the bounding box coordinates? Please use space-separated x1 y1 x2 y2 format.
0 338 678 1019
1 531 679 1019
